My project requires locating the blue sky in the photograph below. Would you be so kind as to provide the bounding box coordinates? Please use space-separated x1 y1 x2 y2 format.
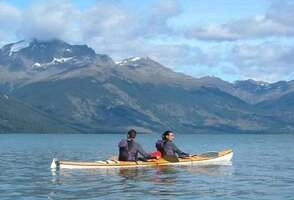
1 0 294 82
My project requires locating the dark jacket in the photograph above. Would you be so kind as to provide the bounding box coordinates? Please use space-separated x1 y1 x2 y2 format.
118 139 152 161
156 140 189 157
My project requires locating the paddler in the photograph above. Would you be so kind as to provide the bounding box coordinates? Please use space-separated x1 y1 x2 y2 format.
118 129 155 161
156 130 190 158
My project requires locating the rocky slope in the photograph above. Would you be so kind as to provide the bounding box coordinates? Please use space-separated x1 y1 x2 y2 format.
1 39 293 133
0 93 76 133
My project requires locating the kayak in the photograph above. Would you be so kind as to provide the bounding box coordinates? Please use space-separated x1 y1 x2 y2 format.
51 149 233 169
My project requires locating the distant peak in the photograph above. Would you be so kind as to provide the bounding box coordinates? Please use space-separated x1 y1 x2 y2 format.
129 56 144 62
115 56 161 67
116 56 146 65
28 38 71 48
235 79 269 86
0 38 100 65
30 38 66 44
199 76 223 81
1 40 30 56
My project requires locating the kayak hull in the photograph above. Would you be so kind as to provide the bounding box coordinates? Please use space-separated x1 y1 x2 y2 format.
51 149 233 169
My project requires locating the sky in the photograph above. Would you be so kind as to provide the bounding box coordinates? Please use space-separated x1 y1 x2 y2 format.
1 0 294 82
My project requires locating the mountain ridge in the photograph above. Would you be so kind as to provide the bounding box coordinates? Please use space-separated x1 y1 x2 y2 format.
1 39 294 133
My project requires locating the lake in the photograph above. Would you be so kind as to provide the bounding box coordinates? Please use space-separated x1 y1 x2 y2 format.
0 133 293 200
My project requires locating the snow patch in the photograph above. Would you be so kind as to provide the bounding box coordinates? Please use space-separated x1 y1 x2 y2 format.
30 57 74 69
33 62 42 67
91 79 98 84
9 40 30 56
115 57 144 65
51 57 74 64
255 81 269 87
130 57 142 62
115 59 129 65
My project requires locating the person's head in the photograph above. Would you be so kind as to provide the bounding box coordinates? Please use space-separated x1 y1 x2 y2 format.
127 129 137 140
162 130 175 141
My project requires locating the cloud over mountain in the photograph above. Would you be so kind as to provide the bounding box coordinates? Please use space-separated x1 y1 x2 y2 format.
1 0 294 82
229 42 294 81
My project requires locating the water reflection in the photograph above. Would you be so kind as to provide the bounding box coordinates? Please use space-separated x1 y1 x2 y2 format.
118 164 232 180
117 166 179 185
183 164 233 176
49 161 233 199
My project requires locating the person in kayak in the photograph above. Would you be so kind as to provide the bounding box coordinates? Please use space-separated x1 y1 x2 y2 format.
118 129 154 161
156 130 190 158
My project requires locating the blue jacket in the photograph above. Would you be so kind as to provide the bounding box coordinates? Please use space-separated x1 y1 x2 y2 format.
118 139 151 161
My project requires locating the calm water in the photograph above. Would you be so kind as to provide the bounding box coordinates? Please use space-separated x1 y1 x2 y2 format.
0 133 293 200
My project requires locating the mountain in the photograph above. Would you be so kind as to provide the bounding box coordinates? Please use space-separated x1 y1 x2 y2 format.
0 93 76 133
0 39 113 91
257 92 294 126
231 79 294 104
192 77 294 104
0 39 294 133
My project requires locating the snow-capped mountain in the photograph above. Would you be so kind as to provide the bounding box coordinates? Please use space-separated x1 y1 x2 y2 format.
234 79 270 91
1 39 294 133
0 39 114 87
0 39 114 68
116 56 155 66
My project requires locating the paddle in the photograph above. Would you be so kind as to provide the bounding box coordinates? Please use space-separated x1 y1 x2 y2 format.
109 151 219 160
198 152 219 158
108 155 118 160
179 152 219 159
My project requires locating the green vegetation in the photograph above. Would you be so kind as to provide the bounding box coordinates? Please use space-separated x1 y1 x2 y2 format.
0 94 76 133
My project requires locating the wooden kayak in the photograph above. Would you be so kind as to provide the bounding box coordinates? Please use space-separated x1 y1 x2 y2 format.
51 149 233 169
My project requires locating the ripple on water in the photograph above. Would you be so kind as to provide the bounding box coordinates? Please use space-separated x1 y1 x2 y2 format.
1 134 294 200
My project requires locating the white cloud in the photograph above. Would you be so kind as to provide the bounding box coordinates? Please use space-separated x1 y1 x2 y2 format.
0 2 21 44
146 44 220 68
80 2 134 41
230 42 294 81
20 0 81 41
0 2 21 29
1 0 294 82
185 24 241 41
184 1 294 41
144 0 181 36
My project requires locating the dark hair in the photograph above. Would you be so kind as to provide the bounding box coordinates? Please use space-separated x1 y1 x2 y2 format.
162 130 173 140
127 129 137 139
